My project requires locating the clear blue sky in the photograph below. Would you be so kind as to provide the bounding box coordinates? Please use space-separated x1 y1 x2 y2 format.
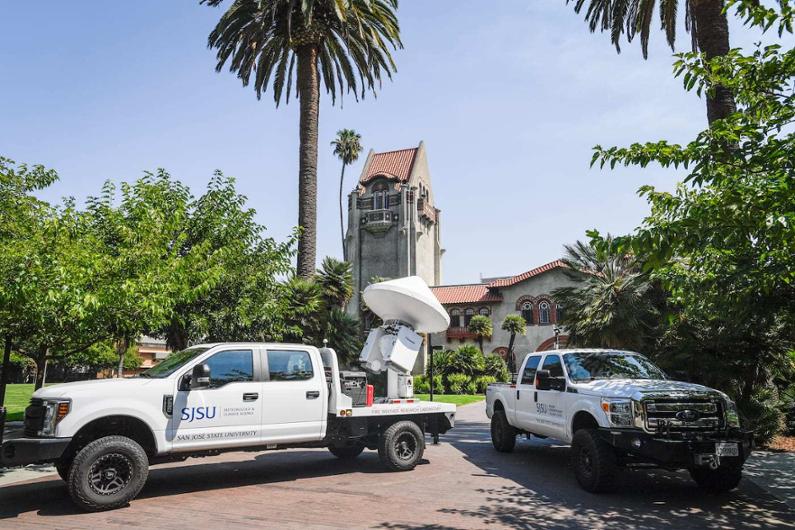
0 1 772 284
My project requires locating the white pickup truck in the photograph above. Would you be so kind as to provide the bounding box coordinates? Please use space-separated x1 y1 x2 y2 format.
0 277 456 512
486 348 752 493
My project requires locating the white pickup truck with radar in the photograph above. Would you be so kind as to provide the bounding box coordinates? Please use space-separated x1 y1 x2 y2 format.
0 277 455 511
486 349 752 493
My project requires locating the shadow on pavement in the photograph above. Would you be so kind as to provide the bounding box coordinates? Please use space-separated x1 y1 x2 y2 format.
0 449 400 519
380 418 795 530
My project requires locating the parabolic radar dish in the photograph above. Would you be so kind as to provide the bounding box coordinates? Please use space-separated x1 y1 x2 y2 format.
362 276 450 333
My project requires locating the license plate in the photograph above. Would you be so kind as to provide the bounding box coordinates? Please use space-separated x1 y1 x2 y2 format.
716 442 739 457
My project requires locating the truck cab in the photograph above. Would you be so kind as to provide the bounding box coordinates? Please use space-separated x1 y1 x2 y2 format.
486 348 753 493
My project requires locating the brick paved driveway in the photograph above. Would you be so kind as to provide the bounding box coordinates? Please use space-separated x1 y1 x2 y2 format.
1 403 794 529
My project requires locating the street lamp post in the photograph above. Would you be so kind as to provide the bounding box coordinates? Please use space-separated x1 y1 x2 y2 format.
554 326 561 350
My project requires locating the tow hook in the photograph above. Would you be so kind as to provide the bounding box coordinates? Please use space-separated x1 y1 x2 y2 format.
695 454 720 470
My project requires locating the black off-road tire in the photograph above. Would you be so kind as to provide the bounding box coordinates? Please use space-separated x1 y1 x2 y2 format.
571 429 617 493
67 435 149 512
55 457 73 482
328 442 365 460
689 465 743 493
490 410 517 453
377 421 425 471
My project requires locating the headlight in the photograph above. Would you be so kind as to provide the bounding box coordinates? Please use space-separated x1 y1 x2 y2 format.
725 399 740 428
39 399 71 436
601 398 634 427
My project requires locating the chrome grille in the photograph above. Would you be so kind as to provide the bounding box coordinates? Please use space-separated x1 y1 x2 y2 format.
643 398 724 432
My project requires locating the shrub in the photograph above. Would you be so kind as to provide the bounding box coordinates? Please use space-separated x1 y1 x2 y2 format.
449 345 485 376
413 375 429 394
464 379 477 395
474 375 497 393
742 387 786 445
446 373 469 395
484 354 510 382
430 374 443 394
428 349 455 376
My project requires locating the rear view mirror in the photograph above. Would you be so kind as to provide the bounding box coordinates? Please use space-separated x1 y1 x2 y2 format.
191 363 211 389
535 370 552 391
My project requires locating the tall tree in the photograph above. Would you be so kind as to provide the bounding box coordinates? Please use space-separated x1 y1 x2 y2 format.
501 314 526 373
203 0 402 277
315 256 353 309
567 0 736 123
468 315 493 355
331 129 362 260
552 238 657 350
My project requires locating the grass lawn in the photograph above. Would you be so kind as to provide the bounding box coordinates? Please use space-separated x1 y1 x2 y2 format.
2 383 36 421
414 394 484 406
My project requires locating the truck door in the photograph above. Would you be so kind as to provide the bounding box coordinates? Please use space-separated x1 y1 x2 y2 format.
260 348 325 443
170 348 263 451
514 355 542 430
533 354 567 438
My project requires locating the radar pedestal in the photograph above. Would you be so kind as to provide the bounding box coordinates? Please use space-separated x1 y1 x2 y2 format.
358 277 450 399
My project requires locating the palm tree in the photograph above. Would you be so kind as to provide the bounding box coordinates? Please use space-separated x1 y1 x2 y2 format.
468 315 493 355
567 0 736 123
203 0 402 277
331 129 362 260
552 237 657 350
315 256 353 309
501 314 526 373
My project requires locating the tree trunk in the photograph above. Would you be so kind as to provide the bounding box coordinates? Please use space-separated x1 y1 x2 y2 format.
166 318 188 352
34 348 48 390
507 333 516 373
339 162 347 261
116 337 129 378
691 0 736 123
477 336 484 355
0 336 12 406
296 45 320 278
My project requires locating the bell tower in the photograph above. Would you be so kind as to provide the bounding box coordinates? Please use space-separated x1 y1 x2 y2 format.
346 141 443 317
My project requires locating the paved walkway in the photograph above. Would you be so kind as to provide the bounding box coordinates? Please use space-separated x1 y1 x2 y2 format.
0 404 793 528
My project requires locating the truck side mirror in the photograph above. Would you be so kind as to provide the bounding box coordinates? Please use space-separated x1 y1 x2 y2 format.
191 363 211 389
535 370 552 391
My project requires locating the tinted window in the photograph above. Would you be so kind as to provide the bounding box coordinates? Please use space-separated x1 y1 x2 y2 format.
563 352 666 382
268 350 314 381
541 355 564 378
520 356 542 385
205 350 253 387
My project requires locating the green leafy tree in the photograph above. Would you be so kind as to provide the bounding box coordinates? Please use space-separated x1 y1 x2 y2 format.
158 173 295 350
589 1 795 439
203 0 402 278
501 314 526 373
552 238 658 350
567 0 736 122
467 315 493 354
316 256 353 309
331 129 363 260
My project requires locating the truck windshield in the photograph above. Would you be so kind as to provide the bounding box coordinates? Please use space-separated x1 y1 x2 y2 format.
139 347 211 378
563 351 666 382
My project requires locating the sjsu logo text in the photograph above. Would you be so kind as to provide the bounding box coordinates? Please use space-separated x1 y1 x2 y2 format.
180 406 216 422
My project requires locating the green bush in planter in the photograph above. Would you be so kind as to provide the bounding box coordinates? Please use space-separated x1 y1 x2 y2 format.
484 354 510 382
446 373 469 394
414 375 430 394
464 379 477 395
449 345 485 376
474 375 497 393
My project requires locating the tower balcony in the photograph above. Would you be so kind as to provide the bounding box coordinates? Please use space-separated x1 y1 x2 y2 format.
361 209 396 234
446 327 477 340
417 198 436 223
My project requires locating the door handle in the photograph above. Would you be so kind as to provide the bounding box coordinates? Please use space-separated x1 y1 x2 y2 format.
516 389 520 400
243 392 259 402
306 390 320 399
534 391 538 403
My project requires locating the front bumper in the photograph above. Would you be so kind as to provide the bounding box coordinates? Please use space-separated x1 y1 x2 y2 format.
1 437 72 468
598 428 753 469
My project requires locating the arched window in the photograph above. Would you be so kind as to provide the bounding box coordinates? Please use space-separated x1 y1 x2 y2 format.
539 301 551 325
372 182 389 209
521 301 533 325
464 308 475 327
478 307 490 316
450 308 462 328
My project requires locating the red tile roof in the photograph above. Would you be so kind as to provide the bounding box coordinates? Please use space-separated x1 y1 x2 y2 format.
361 148 418 184
487 260 566 288
431 284 503 305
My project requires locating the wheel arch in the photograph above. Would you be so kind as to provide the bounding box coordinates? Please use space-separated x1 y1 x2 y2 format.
65 415 159 459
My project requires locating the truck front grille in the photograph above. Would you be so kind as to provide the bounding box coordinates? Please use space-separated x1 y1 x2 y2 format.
643 398 724 432
23 398 45 437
